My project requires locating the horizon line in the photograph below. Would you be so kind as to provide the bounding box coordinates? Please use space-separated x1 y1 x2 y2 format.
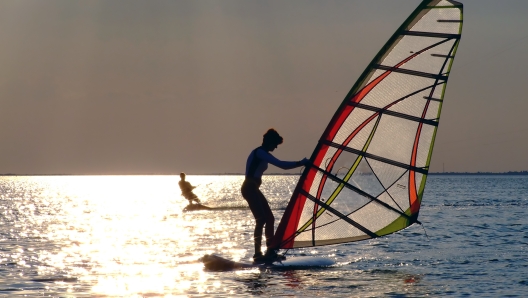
1 170 528 176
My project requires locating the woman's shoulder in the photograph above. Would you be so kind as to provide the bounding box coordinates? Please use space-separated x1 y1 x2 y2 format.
256 148 277 162
254 147 269 155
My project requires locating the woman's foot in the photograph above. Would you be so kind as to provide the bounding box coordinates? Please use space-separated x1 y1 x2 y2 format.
252 252 266 264
264 249 286 261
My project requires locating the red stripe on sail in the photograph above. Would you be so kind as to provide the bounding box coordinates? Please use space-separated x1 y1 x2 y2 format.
275 40 439 248
314 71 393 199
409 98 432 214
276 167 317 249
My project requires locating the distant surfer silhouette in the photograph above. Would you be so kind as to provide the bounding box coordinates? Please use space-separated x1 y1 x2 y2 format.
242 128 309 264
179 173 201 205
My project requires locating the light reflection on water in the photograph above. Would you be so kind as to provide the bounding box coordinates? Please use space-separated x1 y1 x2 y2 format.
1 175 527 296
1 175 254 296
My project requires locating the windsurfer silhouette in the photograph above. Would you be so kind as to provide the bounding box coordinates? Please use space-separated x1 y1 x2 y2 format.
242 128 309 264
179 173 201 205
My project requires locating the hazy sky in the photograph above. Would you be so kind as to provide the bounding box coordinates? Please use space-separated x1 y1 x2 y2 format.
1 0 527 175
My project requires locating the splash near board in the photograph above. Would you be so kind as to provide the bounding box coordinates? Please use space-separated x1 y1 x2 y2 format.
272 0 463 249
183 204 247 212
202 0 463 270
183 203 213 212
202 254 335 271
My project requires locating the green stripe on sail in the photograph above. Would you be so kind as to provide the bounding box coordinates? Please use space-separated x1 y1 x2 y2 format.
375 213 412 236
295 117 382 234
417 6 463 202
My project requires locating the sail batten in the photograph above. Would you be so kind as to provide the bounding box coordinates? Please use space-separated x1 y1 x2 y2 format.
304 165 416 220
402 31 460 39
272 0 463 249
347 102 440 126
320 140 429 174
299 189 378 238
374 64 448 80
423 96 443 102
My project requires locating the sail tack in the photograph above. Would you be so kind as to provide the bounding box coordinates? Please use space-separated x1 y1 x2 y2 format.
273 0 463 249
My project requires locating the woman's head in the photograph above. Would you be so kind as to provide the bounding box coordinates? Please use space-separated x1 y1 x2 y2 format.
262 128 283 151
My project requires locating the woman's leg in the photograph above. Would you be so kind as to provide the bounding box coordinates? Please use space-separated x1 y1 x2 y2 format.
261 196 274 249
242 181 274 256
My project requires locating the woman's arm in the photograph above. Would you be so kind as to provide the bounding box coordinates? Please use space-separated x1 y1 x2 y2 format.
256 150 307 170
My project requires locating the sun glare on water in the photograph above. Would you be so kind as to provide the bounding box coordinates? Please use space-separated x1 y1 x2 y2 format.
23 175 246 296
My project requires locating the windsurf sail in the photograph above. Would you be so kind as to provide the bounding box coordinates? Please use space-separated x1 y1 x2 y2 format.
272 0 463 249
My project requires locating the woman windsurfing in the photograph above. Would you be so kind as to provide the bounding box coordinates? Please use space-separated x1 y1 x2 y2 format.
242 128 309 264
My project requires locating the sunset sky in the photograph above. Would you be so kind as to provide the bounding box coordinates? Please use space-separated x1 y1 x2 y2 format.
1 0 527 175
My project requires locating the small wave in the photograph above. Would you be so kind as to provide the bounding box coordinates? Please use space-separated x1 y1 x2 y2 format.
30 277 77 283
369 269 400 275
0 288 23 292
426 201 528 208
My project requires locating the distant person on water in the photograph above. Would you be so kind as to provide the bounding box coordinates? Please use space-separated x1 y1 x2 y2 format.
242 128 309 264
179 173 200 205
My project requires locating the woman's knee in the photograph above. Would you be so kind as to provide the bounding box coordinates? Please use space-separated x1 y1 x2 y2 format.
265 215 274 226
255 218 266 228
266 210 274 222
256 214 273 227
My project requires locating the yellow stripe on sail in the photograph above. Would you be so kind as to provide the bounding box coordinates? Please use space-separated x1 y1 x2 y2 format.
295 116 382 234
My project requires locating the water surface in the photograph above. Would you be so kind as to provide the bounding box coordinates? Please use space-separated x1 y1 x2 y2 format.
0 175 526 296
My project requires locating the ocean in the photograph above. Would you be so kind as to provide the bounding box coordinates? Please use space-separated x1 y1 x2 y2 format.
0 174 526 297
